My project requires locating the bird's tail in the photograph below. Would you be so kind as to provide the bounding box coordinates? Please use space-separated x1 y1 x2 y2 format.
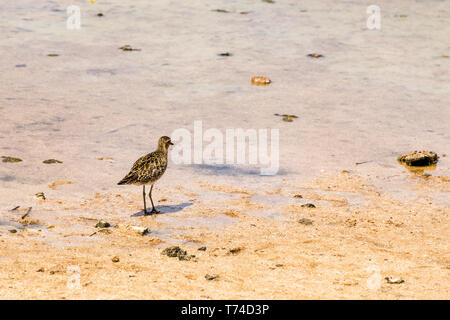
117 173 136 185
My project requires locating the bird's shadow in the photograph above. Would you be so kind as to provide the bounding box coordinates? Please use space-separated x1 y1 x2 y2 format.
130 202 193 217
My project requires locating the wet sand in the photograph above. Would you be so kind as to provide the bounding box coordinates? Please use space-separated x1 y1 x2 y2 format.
1 0 449 299
0 171 449 299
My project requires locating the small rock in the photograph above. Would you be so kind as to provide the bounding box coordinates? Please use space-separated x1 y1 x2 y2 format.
43 159 63 164
2 156 22 163
307 53 324 58
298 218 313 225
112 256 120 263
398 150 438 166
162 246 195 261
35 192 46 200
385 277 404 284
301 203 316 208
162 246 186 258
198 247 207 251
179 254 196 261
294 194 303 198
218 52 232 56
97 13 103 17
251 76 271 86
119 45 141 51
47 54 59 57
131 226 149 235
37 268 45 272
9 229 17 233
15 64 27 68
95 220 110 228
205 274 219 280
211 9 229 13
228 247 242 255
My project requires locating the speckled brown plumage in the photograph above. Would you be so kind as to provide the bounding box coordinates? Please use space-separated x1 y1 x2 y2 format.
118 136 173 215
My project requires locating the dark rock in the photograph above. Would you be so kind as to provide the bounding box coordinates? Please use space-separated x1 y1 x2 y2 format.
301 203 316 208
2 156 22 163
43 159 63 164
95 220 111 228
398 151 438 166
162 246 187 258
298 218 313 225
198 247 207 251
228 247 242 255
205 274 219 280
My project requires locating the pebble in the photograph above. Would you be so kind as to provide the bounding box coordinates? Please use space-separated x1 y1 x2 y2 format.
95 220 111 228
205 274 219 281
298 218 313 225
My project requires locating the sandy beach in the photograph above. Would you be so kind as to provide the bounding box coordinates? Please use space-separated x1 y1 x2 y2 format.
0 0 449 299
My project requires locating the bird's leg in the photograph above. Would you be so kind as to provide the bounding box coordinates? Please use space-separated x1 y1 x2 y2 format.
143 185 149 215
149 184 160 214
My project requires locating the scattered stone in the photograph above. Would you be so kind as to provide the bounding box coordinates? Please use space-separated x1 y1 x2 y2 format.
2 156 22 163
179 254 196 261
47 54 59 57
198 247 207 251
97 13 103 17
205 274 219 280
10 206 20 211
35 192 46 200
131 226 149 236
9 229 17 233
274 114 298 122
262 0 275 3
218 52 233 57
385 277 404 284
95 220 111 228
252 76 271 86
228 247 242 255
398 151 439 166
119 45 141 51
298 218 313 225
307 53 324 58
240 11 250 14
43 159 63 164
301 203 316 208
294 194 303 198
162 246 196 261
37 268 44 272
15 64 27 68
275 264 284 267
162 246 187 258
112 256 120 263
211 9 230 13
97 157 113 161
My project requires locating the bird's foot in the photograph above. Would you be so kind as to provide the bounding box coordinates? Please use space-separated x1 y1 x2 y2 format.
150 208 160 215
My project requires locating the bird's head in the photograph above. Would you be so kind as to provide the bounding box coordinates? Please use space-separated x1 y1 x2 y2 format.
158 136 173 152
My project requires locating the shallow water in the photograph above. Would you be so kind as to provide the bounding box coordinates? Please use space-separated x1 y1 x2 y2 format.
0 0 449 219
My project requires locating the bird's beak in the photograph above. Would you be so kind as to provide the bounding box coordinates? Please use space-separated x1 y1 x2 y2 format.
169 141 174 146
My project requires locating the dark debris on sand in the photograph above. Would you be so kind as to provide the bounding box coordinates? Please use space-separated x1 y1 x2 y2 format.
162 246 196 261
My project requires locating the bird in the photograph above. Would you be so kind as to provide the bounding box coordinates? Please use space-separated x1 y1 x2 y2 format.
118 136 173 215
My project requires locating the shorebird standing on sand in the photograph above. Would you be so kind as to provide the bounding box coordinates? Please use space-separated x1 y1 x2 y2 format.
118 136 173 215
